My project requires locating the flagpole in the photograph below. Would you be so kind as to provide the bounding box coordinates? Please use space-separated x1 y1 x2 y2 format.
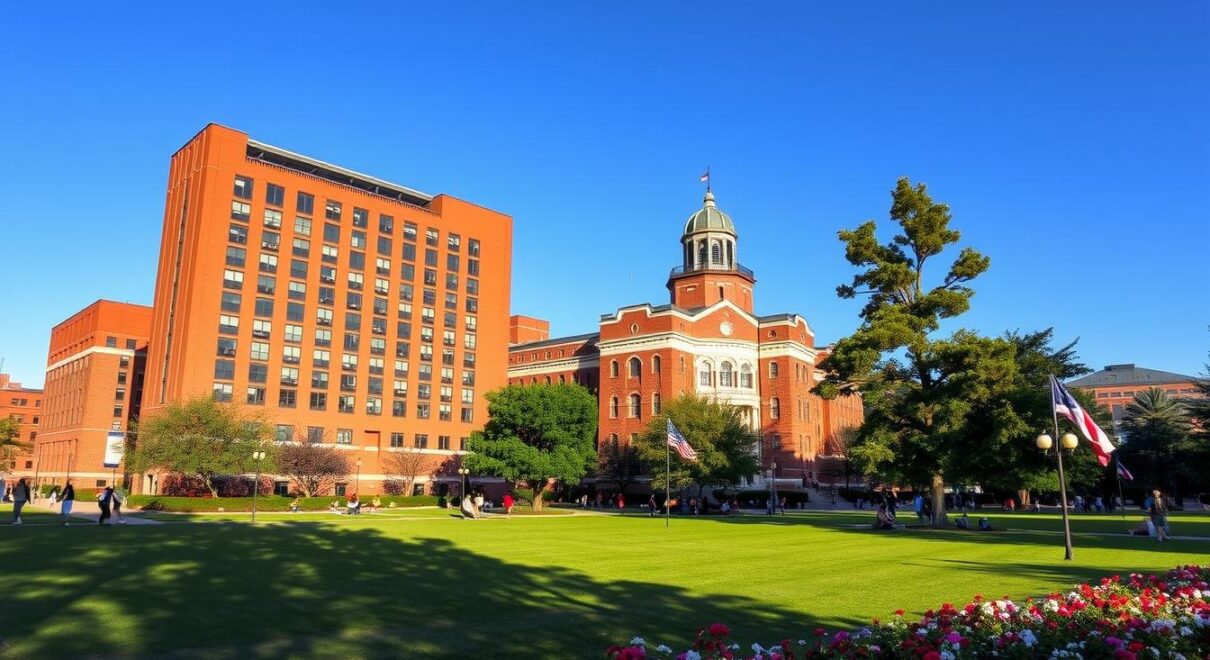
1114 452 1126 521
1050 375 1075 561
665 430 671 528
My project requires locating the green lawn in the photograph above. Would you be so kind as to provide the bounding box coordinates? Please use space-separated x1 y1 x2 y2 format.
1 504 1206 658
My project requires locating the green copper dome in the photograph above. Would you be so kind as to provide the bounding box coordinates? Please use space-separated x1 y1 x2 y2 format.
683 190 736 236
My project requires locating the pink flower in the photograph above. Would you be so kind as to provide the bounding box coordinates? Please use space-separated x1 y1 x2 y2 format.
708 623 730 637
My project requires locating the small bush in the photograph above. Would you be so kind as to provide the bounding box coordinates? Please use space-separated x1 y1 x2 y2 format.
126 494 439 512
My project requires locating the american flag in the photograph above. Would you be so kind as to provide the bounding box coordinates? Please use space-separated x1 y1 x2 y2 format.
1115 457 1134 481
698 168 710 184
666 419 698 461
1050 375 1116 466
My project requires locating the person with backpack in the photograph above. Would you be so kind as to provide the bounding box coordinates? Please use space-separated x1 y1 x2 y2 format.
112 486 126 523
97 486 114 525
1148 489 1170 542
9 478 31 525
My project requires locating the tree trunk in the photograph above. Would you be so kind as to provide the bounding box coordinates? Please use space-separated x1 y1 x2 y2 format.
531 480 545 512
1017 489 1031 507
204 475 220 498
931 473 948 528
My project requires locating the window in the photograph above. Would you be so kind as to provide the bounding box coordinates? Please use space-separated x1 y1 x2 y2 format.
699 365 712 387
349 251 365 270
342 353 359 371
315 328 332 346
770 397 780 419
610 360 619 378
231 200 251 221
325 200 342 221
769 361 779 378
259 253 278 273
652 355 662 374
249 341 269 360
392 400 407 417
275 425 295 442
282 345 301 364
377 236 392 256
263 208 283 229
336 428 353 445
288 280 306 300
219 315 239 334
223 269 244 289
246 387 266 405
280 367 299 386
229 223 248 244
376 258 391 276
348 272 364 290
309 392 327 411
316 308 333 326
652 393 661 415
347 292 363 310
438 435 451 451
217 337 237 357
366 397 382 415
265 183 285 207
233 175 253 200
297 192 315 215
719 362 734 387
289 259 308 279
338 395 356 413
401 263 415 281
306 426 324 443
286 303 305 323
425 228 438 246
313 349 330 368
312 371 329 388
414 434 429 449
740 364 753 388
346 312 361 331
390 432 405 448
341 373 358 392
628 393 641 418
379 214 394 234
628 357 641 378
321 244 338 264
248 363 267 383
320 265 336 284
212 383 233 402
609 396 619 418
256 275 275 294
466 279 478 295
221 292 241 312
403 222 417 241
226 246 246 267
294 215 312 238
254 298 274 317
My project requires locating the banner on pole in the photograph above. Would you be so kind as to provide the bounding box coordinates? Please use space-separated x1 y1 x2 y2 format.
103 431 126 468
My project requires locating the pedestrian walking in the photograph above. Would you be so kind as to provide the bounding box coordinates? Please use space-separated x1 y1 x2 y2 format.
1149 489 1170 542
112 486 126 523
503 492 515 515
48 485 60 506
913 493 926 523
60 481 76 525
10 478 31 524
97 486 114 525
778 495 787 514
647 494 657 517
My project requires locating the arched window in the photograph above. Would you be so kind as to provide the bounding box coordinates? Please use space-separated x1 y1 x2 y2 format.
770 397 780 419
711 241 723 265
679 356 686 373
698 363 713 387
697 240 708 267
652 392 661 415
652 355 661 374
558 374 565 384
610 433 618 444
769 361 779 378
719 361 734 387
610 360 619 378
726 240 734 268
628 356 641 378
609 396 619 418
740 364 753 388
628 393 641 418
544 375 551 384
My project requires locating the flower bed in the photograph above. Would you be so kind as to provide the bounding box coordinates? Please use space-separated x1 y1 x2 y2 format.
608 566 1209 659
126 495 439 512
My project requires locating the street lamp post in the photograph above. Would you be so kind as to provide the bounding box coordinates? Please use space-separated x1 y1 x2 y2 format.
250 449 266 524
356 457 363 495
457 467 470 506
1035 431 1079 560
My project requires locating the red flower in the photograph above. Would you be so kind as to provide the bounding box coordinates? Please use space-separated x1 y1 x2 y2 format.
923 652 941 660
708 623 730 637
894 609 905 616
814 628 826 637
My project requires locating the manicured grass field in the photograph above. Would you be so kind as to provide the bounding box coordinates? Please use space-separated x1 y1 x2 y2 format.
1 504 1205 658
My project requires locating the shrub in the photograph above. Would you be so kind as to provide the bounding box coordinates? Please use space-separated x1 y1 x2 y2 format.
126 494 439 512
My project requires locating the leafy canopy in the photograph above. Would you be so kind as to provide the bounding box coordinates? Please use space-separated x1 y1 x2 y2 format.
465 384 598 510
634 393 761 495
126 396 275 497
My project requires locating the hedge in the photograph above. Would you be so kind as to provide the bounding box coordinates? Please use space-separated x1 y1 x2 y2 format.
127 495 439 512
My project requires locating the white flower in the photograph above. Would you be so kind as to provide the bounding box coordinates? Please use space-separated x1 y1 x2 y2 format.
940 651 955 660
917 628 929 637
751 642 764 654
683 651 701 660
629 637 646 647
655 644 672 654
1043 600 1060 613
1020 630 1038 647
1179 626 1192 636
729 643 741 650
797 640 807 646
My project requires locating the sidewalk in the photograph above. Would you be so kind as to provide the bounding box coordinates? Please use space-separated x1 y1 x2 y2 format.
23 500 162 525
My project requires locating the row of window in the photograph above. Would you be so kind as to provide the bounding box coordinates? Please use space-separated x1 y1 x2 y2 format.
607 392 662 419
270 424 466 451
213 384 474 421
1095 387 1197 398
603 355 803 386
103 336 139 350
234 174 481 255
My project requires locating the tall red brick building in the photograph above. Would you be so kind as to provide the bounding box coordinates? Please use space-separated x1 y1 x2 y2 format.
1 374 43 480
34 300 152 489
508 190 863 487
136 124 512 495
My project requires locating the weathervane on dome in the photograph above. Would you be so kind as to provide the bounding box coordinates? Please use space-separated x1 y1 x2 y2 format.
698 165 711 192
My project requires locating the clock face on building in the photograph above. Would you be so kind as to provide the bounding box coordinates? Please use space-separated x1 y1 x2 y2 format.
719 321 733 337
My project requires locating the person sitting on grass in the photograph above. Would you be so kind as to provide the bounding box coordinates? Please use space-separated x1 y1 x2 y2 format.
978 517 993 531
328 500 341 514
370 496 381 513
955 512 971 529
346 494 361 515
875 504 896 530
289 497 302 513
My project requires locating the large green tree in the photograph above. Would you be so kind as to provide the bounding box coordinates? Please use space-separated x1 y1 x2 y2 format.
0 417 27 473
1117 388 1197 499
634 394 761 499
464 384 597 511
126 396 276 497
814 177 998 526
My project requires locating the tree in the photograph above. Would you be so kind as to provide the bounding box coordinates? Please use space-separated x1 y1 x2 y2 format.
383 447 429 496
633 394 761 499
0 417 27 473
278 442 350 497
465 384 598 511
1118 388 1196 499
814 177 997 527
596 436 643 494
126 396 275 497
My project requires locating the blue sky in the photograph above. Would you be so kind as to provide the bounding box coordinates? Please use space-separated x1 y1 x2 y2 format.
1 3 1206 388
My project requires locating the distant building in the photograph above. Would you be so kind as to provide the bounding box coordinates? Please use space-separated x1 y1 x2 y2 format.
1067 363 1202 433
35 300 152 490
507 190 863 488
0 374 43 480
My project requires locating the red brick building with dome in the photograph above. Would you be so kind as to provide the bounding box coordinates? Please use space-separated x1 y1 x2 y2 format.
507 190 863 487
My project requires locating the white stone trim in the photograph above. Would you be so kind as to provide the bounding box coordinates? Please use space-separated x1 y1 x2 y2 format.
598 332 758 356
758 341 819 363
507 355 600 378
600 299 759 326
45 346 135 373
